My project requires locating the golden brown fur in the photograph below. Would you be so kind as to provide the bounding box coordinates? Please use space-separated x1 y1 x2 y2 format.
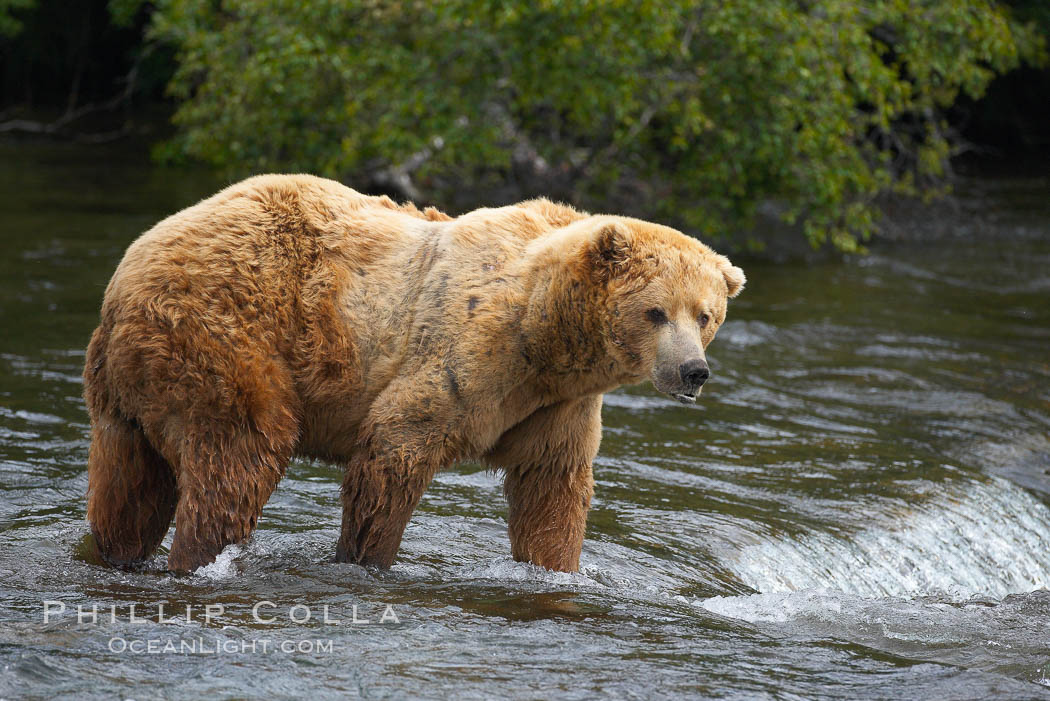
83 174 744 573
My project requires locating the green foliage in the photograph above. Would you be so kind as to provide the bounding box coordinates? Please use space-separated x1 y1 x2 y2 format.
107 0 148 27
147 0 1045 250
1004 0 1050 37
0 0 35 37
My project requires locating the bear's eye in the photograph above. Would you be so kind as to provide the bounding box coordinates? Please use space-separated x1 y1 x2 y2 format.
698 312 711 328
645 308 668 325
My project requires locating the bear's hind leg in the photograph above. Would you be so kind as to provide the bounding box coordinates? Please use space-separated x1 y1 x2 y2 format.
87 413 177 568
167 429 293 573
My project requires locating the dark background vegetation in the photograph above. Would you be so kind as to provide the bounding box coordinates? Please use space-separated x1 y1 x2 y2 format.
1 0 1047 252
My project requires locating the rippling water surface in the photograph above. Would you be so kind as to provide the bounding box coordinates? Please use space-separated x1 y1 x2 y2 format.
2 142 1049 699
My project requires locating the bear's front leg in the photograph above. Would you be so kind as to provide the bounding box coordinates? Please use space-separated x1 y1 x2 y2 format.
335 366 470 567
336 426 447 568
486 396 603 572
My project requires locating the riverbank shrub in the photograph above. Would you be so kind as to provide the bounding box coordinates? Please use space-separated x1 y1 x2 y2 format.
108 2 1050 249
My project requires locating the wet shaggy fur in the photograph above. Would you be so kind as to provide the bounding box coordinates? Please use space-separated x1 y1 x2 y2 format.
84 174 744 573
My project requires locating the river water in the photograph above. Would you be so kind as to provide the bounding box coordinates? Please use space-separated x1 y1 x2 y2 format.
1 141 1049 699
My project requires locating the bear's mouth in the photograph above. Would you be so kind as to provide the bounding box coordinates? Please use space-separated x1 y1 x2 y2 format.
671 392 697 404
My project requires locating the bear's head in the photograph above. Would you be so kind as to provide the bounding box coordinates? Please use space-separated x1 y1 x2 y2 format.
579 217 745 403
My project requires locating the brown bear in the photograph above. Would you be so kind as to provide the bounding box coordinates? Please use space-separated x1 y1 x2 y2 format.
83 174 744 574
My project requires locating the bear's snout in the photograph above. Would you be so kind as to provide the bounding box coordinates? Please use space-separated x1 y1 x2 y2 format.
679 358 710 391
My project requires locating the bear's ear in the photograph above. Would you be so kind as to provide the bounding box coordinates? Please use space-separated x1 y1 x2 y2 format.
715 255 746 298
589 223 633 279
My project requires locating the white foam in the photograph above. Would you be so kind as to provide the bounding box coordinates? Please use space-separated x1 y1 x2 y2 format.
697 586 1050 664
722 478 1050 600
191 544 243 580
700 589 849 623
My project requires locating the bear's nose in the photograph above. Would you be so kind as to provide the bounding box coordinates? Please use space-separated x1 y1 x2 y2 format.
679 359 710 388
